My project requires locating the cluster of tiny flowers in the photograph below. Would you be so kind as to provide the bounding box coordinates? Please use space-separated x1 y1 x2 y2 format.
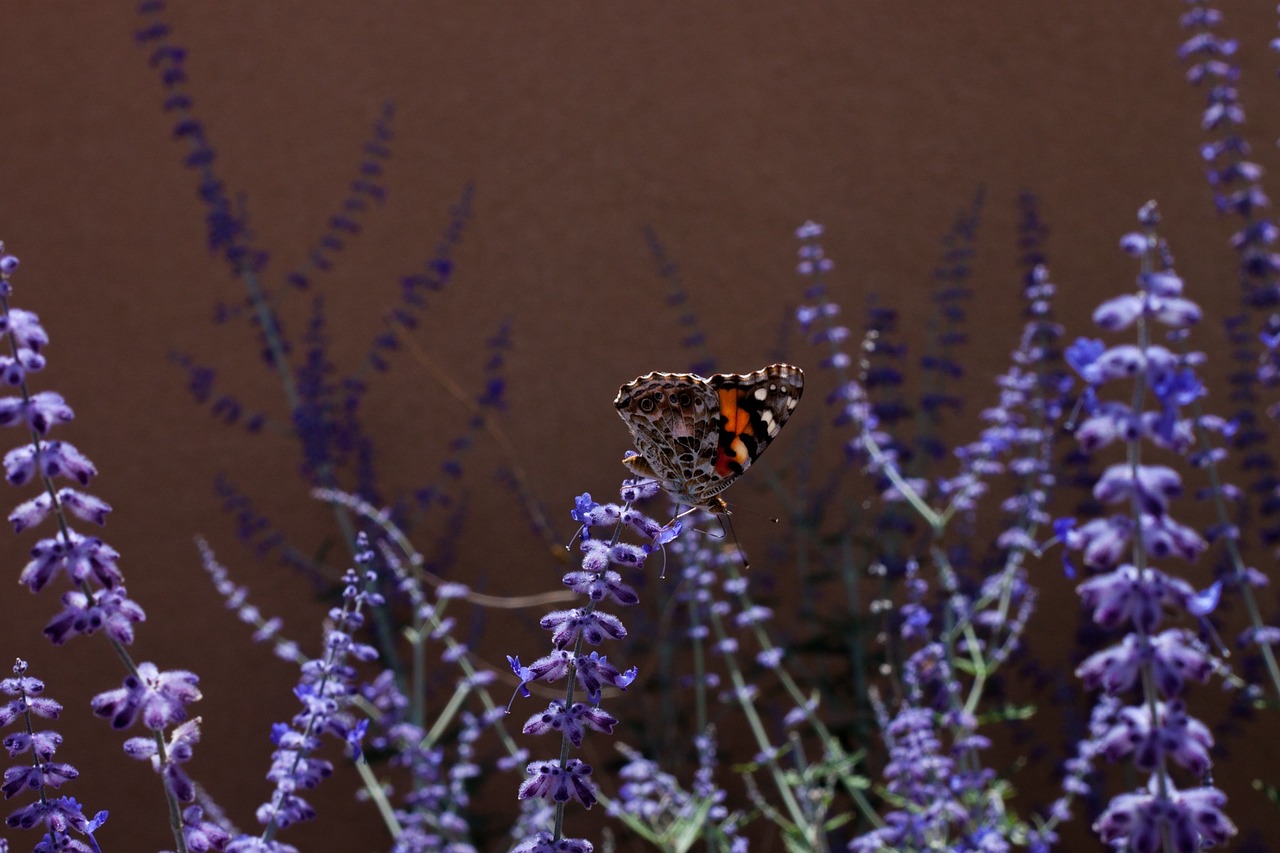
1179 0 1280 309
915 190 984 452
1177 0 1280 543
226 535 381 851
848 566 1018 852
608 734 746 851
794 222 851 384
358 574 497 852
310 487 520 851
134 1 265 275
361 661 497 853
0 245 217 850
796 220 1070 849
668 508 779 683
636 509 757 842
0 659 107 851
198 537 304 664
930 267 1061 680
1057 202 1236 850
1177 0 1277 298
794 220 904 475
942 264 1064 525
507 481 664 853
0 250 132 642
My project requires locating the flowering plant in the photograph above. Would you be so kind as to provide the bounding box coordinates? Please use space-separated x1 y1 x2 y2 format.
8 1 1280 851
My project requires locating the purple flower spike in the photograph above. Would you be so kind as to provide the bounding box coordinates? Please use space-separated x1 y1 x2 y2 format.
1065 201 1239 850
0 660 105 849
231 541 378 845
511 480 662 846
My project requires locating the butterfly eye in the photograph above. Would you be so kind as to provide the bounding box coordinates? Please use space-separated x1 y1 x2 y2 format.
638 396 657 413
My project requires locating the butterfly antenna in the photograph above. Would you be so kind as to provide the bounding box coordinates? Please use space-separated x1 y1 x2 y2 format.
732 503 781 525
565 523 585 554
718 510 750 570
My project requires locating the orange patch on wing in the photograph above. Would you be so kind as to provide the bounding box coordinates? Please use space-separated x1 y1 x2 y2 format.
714 388 754 476
717 389 754 436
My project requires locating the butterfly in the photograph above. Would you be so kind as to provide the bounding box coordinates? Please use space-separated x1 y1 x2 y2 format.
614 363 804 513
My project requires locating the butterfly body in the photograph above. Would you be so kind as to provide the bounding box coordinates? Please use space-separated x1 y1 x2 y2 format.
614 363 804 511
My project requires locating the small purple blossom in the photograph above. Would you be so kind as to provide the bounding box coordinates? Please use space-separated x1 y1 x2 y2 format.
519 759 596 808
522 700 617 748
511 832 594 853
43 586 146 646
1094 778 1236 852
540 609 626 649
90 662 201 731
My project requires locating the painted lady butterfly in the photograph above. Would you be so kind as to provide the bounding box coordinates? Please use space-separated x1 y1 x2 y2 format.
614 363 804 512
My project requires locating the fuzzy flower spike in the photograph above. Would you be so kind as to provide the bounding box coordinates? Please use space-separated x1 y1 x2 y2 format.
508 480 664 852
1057 201 1236 851
0 243 215 853
1 659 108 852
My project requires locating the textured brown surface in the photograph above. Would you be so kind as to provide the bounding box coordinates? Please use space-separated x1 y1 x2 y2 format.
2 2 1280 849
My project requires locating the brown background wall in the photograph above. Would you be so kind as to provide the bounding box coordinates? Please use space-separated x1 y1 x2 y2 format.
2 2 1279 850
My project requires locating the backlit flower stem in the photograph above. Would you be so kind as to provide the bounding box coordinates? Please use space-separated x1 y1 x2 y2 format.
719 559 877 819
1179 362 1280 699
315 486 551 759
1131 224 1176 830
704 605 819 849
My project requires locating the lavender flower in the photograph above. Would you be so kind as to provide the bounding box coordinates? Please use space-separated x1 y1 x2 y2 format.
306 488 533 852
0 244 204 849
798 218 1078 849
1176 1 1280 562
917 187 984 453
135 1 265 276
606 737 745 850
1059 202 1237 850
641 225 717 376
228 535 381 848
0 660 107 852
507 483 654 850
283 101 395 292
197 537 305 664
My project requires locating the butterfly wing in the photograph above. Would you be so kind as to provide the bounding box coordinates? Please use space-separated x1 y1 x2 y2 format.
615 364 804 508
700 364 804 499
614 372 721 502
